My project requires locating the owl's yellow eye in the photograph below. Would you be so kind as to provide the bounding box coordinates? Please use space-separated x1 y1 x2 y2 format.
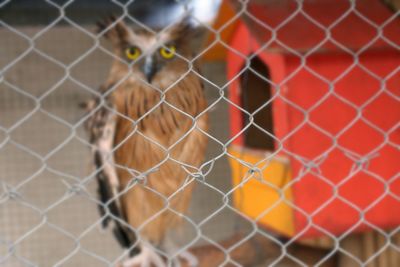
125 47 141 60
159 45 176 59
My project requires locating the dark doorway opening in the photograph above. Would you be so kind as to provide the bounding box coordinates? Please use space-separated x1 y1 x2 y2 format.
240 56 275 151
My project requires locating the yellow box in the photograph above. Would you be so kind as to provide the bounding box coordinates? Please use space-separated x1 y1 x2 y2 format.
228 145 295 236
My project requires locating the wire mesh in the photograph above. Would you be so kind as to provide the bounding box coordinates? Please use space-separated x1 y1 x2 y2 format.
0 0 399 266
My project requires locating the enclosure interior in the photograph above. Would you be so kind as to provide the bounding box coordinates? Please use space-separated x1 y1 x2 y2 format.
1 1 400 267
0 10 245 267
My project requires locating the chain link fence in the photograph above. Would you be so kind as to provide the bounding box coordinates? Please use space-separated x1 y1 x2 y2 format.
0 0 399 266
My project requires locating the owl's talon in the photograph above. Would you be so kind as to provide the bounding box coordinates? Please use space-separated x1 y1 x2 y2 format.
122 245 165 267
177 250 198 267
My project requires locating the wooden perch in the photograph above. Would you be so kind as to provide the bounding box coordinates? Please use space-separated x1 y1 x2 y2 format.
180 233 337 267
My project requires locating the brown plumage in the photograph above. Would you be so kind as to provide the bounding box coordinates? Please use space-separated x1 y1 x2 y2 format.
113 76 208 244
85 16 208 266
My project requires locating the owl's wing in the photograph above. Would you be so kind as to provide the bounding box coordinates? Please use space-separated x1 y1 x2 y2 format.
84 95 139 251
85 97 118 226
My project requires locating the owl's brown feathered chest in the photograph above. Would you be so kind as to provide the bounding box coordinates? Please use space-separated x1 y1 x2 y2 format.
101 73 208 244
110 74 208 182
111 76 205 145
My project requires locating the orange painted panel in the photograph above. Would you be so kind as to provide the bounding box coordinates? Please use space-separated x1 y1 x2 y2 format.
201 0 239 61
228 145 295 236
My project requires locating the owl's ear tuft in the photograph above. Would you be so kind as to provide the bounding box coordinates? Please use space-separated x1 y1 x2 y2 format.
96 15 129 44
168 15 201 41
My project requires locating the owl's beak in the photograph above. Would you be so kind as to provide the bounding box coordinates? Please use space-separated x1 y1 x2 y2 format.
142 57 157 84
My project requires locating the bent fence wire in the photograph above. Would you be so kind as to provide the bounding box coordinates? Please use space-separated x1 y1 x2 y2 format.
0 0 399 266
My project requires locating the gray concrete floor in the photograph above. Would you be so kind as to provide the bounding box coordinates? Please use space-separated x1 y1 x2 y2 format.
0 26 252 267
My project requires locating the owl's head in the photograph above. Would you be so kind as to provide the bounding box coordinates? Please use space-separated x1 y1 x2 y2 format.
98 16 199 87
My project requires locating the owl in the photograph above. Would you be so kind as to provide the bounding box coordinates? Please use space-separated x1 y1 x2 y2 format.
84 15 209 267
